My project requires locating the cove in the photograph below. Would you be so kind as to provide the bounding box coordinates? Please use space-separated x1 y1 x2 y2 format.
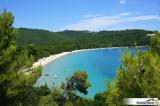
35 47 147 98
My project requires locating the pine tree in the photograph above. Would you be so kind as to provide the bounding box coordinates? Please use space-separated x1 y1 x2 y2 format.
101 33 160 105
0 10 41 106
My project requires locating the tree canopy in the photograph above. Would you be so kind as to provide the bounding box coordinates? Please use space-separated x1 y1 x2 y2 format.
0 10 41 106
93 33 160 105
17 28 153 60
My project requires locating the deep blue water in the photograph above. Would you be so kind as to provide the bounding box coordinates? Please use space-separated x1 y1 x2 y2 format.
35 47 147 98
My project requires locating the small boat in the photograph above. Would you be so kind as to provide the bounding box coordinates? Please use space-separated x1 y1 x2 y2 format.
65 68 71 71
44 74 49 76
54 75 58 79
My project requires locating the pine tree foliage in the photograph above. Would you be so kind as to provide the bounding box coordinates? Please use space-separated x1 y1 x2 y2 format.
150 32 160 55
0 10 42 106
102 33 160 105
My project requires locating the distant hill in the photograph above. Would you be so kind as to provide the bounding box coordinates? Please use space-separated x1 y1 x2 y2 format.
17 28 73 45
16 28 153 59
17 28 152 47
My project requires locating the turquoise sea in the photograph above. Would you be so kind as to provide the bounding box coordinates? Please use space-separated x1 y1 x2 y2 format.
35 47 147 98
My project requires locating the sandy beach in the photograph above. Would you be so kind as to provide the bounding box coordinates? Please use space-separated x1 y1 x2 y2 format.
32 48 109 68
32 52 71 68
32 46 146 68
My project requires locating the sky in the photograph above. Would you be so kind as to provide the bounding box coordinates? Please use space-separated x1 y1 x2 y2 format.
0 0 160 31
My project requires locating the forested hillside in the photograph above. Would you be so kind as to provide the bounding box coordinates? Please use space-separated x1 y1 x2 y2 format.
17 28 153 60
18 28 152 46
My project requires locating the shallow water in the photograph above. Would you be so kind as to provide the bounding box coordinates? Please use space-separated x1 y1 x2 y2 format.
35 47 147 98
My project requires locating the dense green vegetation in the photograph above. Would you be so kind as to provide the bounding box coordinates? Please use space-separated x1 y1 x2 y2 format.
0 10 92 106
17 28 152 46
0 10 160 106
0 10 42 106
17 28 152 60
93 32 160 105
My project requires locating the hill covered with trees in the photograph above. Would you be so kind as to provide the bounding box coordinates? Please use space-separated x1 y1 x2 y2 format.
17 28 153 60
17 28 152 47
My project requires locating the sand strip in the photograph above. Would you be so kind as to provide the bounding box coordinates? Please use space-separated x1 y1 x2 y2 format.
32 46 146 68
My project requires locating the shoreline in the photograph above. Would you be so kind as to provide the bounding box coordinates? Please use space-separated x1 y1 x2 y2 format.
32 46 147 68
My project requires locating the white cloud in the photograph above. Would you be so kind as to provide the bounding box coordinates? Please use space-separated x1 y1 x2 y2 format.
83 14 101 18
60 12 160 31
120 0 126 4
128 15 160 21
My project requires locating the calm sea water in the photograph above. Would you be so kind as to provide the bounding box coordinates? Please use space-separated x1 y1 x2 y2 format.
35 47 147 98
